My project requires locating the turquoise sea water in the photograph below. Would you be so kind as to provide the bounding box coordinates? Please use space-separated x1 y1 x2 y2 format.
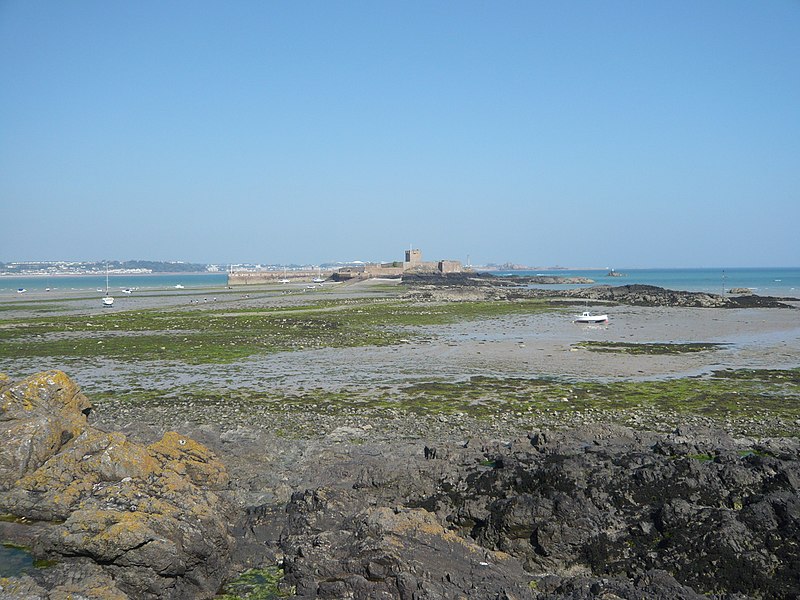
2 268 799 298
0 273 228 295
482 267 800 298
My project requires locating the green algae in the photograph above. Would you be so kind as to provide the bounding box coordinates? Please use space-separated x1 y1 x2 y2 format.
711 368 800 384
0 298 554 364
0 301 69 313
573 341 727 355
89 367 800 438
686 453 715 461
0 514 32 524
218 567 294 599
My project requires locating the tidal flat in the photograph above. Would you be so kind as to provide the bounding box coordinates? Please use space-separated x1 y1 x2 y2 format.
2 279 799 439
3 280 800 599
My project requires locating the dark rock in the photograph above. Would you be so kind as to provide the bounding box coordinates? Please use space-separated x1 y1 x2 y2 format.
227 423 800 599
565 284 795 308
402 277 796 308
402 272 594 287
278 495 536 599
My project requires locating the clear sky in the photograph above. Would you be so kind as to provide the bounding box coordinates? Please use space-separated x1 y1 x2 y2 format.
1 1 798 267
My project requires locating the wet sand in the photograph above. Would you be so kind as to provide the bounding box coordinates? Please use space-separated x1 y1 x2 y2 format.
3 283 798 397
221 303 800 387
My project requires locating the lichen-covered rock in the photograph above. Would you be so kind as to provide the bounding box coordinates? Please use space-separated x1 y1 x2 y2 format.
0 370 91 488
0 371 234 599
0 561 132 600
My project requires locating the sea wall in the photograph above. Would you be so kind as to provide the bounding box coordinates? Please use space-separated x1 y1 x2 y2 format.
227 270 332 285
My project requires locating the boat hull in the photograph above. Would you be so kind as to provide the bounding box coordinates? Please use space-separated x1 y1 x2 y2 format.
574 311 608 324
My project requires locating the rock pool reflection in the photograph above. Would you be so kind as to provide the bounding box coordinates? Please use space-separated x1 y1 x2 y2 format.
0 543 35 576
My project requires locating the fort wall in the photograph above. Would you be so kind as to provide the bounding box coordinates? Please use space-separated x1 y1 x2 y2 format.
227 248 462 285
227 269 331 285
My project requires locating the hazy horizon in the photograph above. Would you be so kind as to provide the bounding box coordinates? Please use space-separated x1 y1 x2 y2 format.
2 258 799 272
2 2 798 268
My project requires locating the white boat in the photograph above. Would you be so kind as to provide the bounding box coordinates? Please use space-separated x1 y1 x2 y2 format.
574 311 608 324
17 288 26 293
312 268 325 283
102 263 114 307
175 284 185 289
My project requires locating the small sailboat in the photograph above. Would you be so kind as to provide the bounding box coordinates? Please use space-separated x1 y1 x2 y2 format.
102 263 114 307
279 267 290 284
312 267 325 283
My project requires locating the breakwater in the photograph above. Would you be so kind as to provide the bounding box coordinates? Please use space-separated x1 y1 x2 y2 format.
227 269 333 285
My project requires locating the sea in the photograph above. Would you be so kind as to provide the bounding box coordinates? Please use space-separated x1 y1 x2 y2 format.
2 268 799 299
479 267 800 298
0 273 228 296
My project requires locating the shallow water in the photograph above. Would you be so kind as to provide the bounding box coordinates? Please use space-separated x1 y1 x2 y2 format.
0 273 227 295
0 544 35 577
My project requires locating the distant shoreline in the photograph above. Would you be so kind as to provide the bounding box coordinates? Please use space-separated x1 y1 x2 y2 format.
477 266 610 272
0 271 220 278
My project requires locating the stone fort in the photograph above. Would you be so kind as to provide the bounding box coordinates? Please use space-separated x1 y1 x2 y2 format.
227 248 463 285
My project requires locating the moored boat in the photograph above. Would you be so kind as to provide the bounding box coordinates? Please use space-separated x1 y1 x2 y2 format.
574 311 608 324
102 262 114 307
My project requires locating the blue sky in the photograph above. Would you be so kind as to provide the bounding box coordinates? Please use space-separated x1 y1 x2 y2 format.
1 1 798 267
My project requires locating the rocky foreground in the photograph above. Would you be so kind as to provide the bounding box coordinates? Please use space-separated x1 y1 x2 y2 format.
0 371 233 599
2 372 800 599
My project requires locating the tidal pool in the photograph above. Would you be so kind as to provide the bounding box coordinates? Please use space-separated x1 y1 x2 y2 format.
0 543 35 576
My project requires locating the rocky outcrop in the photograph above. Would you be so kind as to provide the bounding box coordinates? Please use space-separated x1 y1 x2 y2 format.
278 491 536 599
564 284 728 307
236 424 800 599
402 272 594 287
402 278 795 308
0 371 234 599
464 426 800 598
564 284 795 308
5 372 800 599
